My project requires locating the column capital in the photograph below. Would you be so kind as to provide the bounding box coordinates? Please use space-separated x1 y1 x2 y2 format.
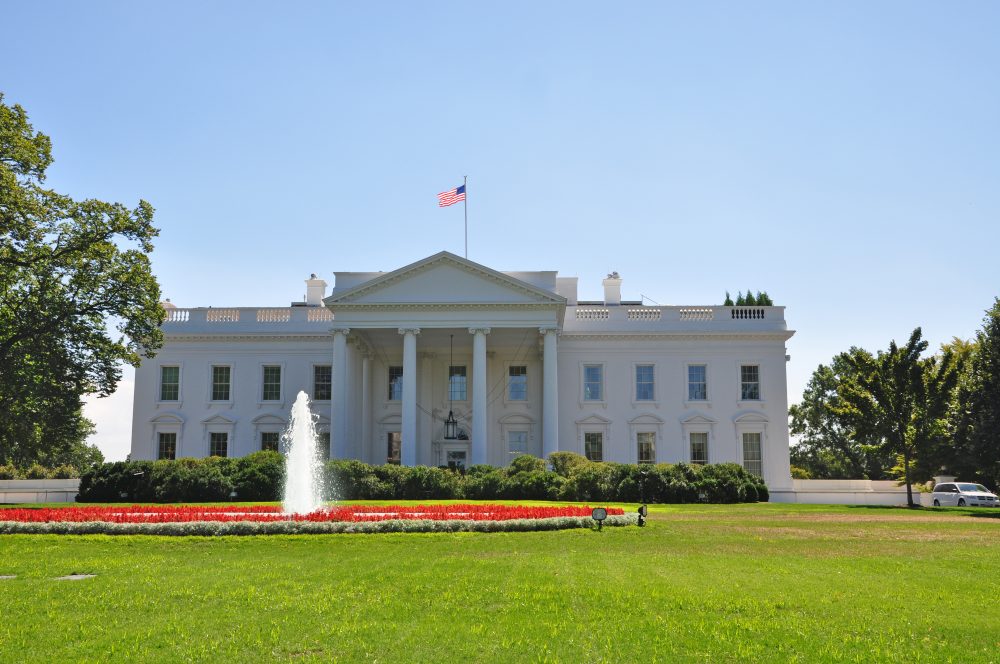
539 326 560 336
331 326 351 336
468 327 491 335
398 327 421 336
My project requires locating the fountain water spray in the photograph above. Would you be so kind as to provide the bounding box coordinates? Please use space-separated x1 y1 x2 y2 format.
282 391 326 514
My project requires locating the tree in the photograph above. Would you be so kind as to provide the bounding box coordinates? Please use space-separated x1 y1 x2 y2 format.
950 300 1000 487
834 329 960 507
0 93 163 466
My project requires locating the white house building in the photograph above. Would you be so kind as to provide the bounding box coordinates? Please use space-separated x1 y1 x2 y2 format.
130 251 795 494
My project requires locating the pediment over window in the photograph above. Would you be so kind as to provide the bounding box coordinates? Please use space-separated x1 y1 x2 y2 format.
734 411 769 424
499 414 535 425
252 414 286 426
150 412 185 424
576 413 612 426
378 414 402 425
629 413 664 426
325 251 566 307
681 413 716 425
201 414 236 425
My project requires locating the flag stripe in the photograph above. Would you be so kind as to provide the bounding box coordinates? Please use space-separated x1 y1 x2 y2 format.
438 184 466 207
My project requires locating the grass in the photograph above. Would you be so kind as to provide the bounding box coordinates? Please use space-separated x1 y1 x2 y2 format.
0 502 998 662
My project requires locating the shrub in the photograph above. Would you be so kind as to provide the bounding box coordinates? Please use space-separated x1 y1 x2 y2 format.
0 464 18 480
24 463 49 479
463 469 507 499
48 464 79 479
233 451 284 501
503 470 565 500
548 451 589 478
508 454 546 474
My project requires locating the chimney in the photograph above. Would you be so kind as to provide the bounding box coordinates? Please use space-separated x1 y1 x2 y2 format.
602 271 622 306
305 273 327 306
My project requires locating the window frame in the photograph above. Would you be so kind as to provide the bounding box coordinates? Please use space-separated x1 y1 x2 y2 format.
583 431 604 462
158 365 181 403
209 431 229 458
633 363 656 404
448 365 468 402
689 431 709 465
685 363 709 403
636 431 656 464
581 363 605 404
209 364 232 403
506 364 528 403
260 431 281 453
157 432 177 460
741 431 763 477
313 364 332 402
387 365 404 401
260 363 284 403
739 363 762 402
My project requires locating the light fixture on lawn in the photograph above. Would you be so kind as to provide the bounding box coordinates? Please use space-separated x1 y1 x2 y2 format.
591 507 608 531
444 334 458 440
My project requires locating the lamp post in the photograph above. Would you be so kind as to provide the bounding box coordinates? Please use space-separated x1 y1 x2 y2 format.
444 334 458 440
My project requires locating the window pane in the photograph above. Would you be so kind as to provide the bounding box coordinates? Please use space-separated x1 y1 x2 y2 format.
388 366 403 400
508 430 528 456
387 432 401 464
635 365 654 401
690 432 708 464
209 432 228 457
314 365 332 401
688 365 707 401
262 366 281 401
318 432 331 460
160 366 179 401
583 365 603 401
261 431 280 452
158 432 176 460
211 365 230 401
742 432 762 476
449 366 467 401
637 431 655 464
584 432 603 461
741 365 760 401
508 366 527 401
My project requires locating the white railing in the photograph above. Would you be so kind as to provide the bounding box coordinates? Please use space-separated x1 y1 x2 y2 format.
307 308 333 322
627 308 661 321
678 307 714 321
257 308 291 323
206 308 240 322
163 307 335 329
576 308 610 320
164 309 189 322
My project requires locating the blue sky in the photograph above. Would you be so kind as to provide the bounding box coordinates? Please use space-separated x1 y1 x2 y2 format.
3 1 998 460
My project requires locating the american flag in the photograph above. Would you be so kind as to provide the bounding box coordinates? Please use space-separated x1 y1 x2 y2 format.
437 184 466 207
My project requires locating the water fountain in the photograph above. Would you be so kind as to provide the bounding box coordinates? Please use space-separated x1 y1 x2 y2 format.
282 391 326 514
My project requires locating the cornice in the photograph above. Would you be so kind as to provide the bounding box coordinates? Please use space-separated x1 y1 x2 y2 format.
328 302 562 311
560 332 795 342
164 334 334 343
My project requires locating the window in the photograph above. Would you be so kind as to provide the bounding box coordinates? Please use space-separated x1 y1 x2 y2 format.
637 432 655 464
209 432 228 457
742 432 762 476
159 366 179 401
314 365 332 401
211 365 231 401
508 431 528 456
387 432 401 464
583 365 603 401
584 432 603 461
635 365 655 401
690 432 708 465
508 365 527 401
158 432 176 460
688 365 707 401
318 432 330 460
388 366 403 400
449 366 467 401
262 365 281 401
261 431 280 452
741 365 760 401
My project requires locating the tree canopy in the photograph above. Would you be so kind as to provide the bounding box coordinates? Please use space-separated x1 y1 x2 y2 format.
0 93 163 467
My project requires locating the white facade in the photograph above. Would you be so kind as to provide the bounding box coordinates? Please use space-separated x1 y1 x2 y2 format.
130 251 795 491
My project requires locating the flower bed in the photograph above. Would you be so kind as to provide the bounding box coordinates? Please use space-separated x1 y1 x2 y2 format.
0 504 635 535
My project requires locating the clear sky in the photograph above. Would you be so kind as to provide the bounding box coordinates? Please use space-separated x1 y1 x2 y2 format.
3 1 998 461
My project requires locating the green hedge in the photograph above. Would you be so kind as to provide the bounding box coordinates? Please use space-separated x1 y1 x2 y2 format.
77 452 768 504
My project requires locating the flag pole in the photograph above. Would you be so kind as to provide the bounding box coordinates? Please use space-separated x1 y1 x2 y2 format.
463 175 468 259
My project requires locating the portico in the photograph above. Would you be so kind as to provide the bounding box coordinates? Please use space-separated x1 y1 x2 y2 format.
324 252 566 467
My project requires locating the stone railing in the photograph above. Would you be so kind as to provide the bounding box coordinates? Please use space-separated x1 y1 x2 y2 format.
565 305 787 333
162 307 335 335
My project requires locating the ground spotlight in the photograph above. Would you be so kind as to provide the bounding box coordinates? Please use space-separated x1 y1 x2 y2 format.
591 507 608 531
637 504 648 527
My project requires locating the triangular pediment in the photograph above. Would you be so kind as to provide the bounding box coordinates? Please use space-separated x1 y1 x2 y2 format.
681 413 716 425
576 413 612 425
202 414 236 425
325 252 565 307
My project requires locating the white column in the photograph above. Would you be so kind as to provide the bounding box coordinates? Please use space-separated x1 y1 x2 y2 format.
332 328 350 459
361 352 371 464
400 328 420 467
470 327 490 466
541 327 559 461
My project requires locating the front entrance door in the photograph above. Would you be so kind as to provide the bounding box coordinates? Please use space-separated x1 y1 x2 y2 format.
387 432 401 465
446 450 467 471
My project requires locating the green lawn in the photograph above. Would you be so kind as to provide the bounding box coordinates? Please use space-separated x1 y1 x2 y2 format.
1 503 997 662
